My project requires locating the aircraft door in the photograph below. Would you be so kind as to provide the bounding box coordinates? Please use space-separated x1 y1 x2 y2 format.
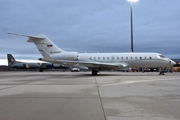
77 53 79 61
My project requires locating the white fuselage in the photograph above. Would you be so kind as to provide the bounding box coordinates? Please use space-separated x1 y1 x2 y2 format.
51 52 175 70
79 53 169 67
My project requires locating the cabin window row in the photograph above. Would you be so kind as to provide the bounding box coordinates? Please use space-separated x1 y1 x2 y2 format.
89 56 152 60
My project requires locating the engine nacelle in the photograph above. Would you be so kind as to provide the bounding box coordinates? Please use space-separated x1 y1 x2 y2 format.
51 52 79 61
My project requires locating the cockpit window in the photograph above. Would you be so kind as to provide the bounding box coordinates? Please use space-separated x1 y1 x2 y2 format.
157 55 165 58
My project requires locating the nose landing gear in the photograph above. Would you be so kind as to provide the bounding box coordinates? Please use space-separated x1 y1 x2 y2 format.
159 67 165 75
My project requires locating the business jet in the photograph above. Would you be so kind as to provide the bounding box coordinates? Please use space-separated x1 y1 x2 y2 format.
8 33 176 75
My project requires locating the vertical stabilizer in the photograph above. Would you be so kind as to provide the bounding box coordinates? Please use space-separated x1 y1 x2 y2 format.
7 33 66 59
27 34 65 57
7 54 16 66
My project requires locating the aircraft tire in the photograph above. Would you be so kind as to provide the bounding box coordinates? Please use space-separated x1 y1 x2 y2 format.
92 70 98 75
39 69 43 72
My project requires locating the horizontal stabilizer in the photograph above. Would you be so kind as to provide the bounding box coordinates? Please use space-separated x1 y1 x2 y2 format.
7 32 44 42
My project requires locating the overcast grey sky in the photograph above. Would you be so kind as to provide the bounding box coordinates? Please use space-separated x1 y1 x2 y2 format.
0 0 180 59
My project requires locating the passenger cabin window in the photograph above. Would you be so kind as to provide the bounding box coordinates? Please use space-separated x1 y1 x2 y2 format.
149 57 152 59
90 57 92 60
98 57 100 60
121 57 123 60
131 57 133 60
107 57 109 60
94 57 96 60
117 57 119 60
126 57 128 60
103 57 105 60
112 57 114 60
144 57 146 59
140 57 142 59
135 57 137 60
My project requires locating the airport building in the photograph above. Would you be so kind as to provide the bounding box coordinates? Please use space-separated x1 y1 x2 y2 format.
173 59 180 72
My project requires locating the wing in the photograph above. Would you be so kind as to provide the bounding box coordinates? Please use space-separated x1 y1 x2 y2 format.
42 59 128 70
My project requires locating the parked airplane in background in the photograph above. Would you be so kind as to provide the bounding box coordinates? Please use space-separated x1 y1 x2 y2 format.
0 59 43 66
0 56 43 66
7 54 62 72
8 33 176 75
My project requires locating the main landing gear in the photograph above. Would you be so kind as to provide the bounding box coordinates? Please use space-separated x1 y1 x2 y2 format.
92 70 98 75
39 69 44 72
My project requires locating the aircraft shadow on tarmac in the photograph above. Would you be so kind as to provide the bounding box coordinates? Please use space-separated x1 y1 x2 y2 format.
69 72 165 77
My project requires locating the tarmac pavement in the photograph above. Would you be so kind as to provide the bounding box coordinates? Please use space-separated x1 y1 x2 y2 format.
0 71 180 120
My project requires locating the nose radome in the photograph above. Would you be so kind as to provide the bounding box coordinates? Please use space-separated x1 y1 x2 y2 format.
171 60 176 65
168 59 176 65
166 58 176 66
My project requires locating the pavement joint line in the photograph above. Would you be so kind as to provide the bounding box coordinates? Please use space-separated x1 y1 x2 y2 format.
0 85 17 91
99 77 179 86
95 77 107 120
0 96 99 98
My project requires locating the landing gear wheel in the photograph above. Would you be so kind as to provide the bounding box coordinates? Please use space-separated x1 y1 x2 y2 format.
159 71 165 75
39 69 43 72
92 70 98 75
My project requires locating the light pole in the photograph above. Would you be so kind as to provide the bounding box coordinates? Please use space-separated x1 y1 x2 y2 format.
127 0 138 52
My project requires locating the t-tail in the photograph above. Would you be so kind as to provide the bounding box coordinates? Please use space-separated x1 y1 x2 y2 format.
7 54 17 66
7 33 65 60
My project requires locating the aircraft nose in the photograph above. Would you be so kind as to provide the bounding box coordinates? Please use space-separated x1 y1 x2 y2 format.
166 58 176 66
170 60 176 66
168 58 176 66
